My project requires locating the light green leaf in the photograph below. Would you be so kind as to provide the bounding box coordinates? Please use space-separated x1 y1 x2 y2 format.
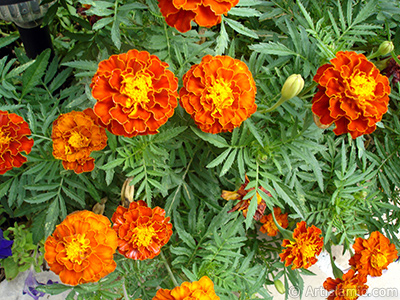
224 17 258 39
22 49 51 97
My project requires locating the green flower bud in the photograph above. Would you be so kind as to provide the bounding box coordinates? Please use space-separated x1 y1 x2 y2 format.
377 41 394 57
281 74 305 101
274 279 285 294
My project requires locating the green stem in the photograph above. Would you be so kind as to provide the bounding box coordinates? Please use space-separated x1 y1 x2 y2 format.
122 278 130 300
161 251 178 287
30 134 52 141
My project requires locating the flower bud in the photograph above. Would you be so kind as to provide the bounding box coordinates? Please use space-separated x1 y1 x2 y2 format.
281 74 304 101
377 41 394 57
274 279 285 294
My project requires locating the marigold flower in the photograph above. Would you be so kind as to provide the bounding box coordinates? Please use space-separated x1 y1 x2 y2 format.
153 276 220 300
111 200 173 260
180 55 257 134
158 0 239 33
44 211 118 286
323 269 368 300
52 108 107 174
0 111 33 174
91 49 178 137
279 221 323 269
349 231 398 277
222 175 269 221
312 51 391 139
260 207 289 236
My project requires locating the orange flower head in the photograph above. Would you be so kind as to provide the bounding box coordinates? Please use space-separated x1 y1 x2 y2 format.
91 49 178 137
0 111 33 174
153 276 220 300
260 207 289 237
52 108 107 174
180 55 257 134
158 0 239 33
44 210 118 286
111 200 173 260
349 231 398 277
222 175 269 221
323 269 368 300
279 221 323 269
312 51 391 139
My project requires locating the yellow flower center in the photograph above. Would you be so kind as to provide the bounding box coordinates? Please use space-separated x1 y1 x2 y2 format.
350 73 377 104
65 234 91 264
342 285 358 300
68 131 89 149
371 252 388 270
0 130 11 145
208 80 234 110
122 73 152 106
300 241 318 259
132 225 156 248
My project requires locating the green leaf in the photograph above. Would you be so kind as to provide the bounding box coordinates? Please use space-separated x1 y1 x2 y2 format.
0 33 19 49
245 193 257 229
92 17 113 30
44 199 59 238
249 42 297 56
111 19 121 49
191 127 229 148
99 158 125 170
245 119 264 146
224 17 258 39
215 21 229 55
220 148 238 177
152 126 187 143
353 0 378 25
21 49 51 98
206 148 231 169
25 191 58 204
61 60 99 71
228 7 262 17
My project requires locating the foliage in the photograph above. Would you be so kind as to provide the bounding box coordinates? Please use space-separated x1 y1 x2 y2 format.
1 0 400 299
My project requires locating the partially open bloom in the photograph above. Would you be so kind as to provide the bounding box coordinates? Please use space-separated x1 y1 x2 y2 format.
52 108 107 174
349 231 398 277
44 211 118 286
180 55 257 134
323 269 368 300
91 49 178 137
260 207 289 236
0 111 33 174
153 276 220 300
0 228 13 259
222 175 269 221
312 51 390 139
279 221 323 269
111 200 173 260
158 0 239 33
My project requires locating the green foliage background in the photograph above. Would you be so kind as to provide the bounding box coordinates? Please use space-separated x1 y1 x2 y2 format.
1 0 400 299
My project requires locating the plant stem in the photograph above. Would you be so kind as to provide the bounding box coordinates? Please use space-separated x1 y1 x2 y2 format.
30 134 52 141
122 278 130 300
161 251 178 287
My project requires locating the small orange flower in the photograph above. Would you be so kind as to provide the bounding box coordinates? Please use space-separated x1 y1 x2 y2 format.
158 0 239 33
312 51 390 139
279 221 323 269
153 276 220 300
323 269 368 300
0 111 33 174
111 200 173 260
349 231 398 277
260 207 289 236
52 108 107 174
222 175 269 221
91 49 178 137
180 55 257 134
44 211 118 286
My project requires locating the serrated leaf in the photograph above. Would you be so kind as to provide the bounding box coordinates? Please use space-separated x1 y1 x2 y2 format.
99 158 125 170
0 33 19 49
25 191 58 204
215 21 229 55
206 148 231 169
111 19 121 49
245 119 264 146
62 60 98 71
22 49 51 98
152 126 187 143
249 42 297 56
220 148 237 177
44 199 59 238
245 194 257 229
191 126 229 148
224 17 258 39
92 17 113 30
228 7 262 17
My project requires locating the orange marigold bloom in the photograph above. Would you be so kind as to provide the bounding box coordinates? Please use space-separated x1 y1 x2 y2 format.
0 111 33 174
279 221 323 269
158 0 239 33
44 210 118 286
111 200 173 260
52 108 107 174
312 51 390 139
260 207 289 236
349 231 398 277
180 55 257 134
91 49 178 137
153 276 220 300
323 269 368 300
222 175 269 221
